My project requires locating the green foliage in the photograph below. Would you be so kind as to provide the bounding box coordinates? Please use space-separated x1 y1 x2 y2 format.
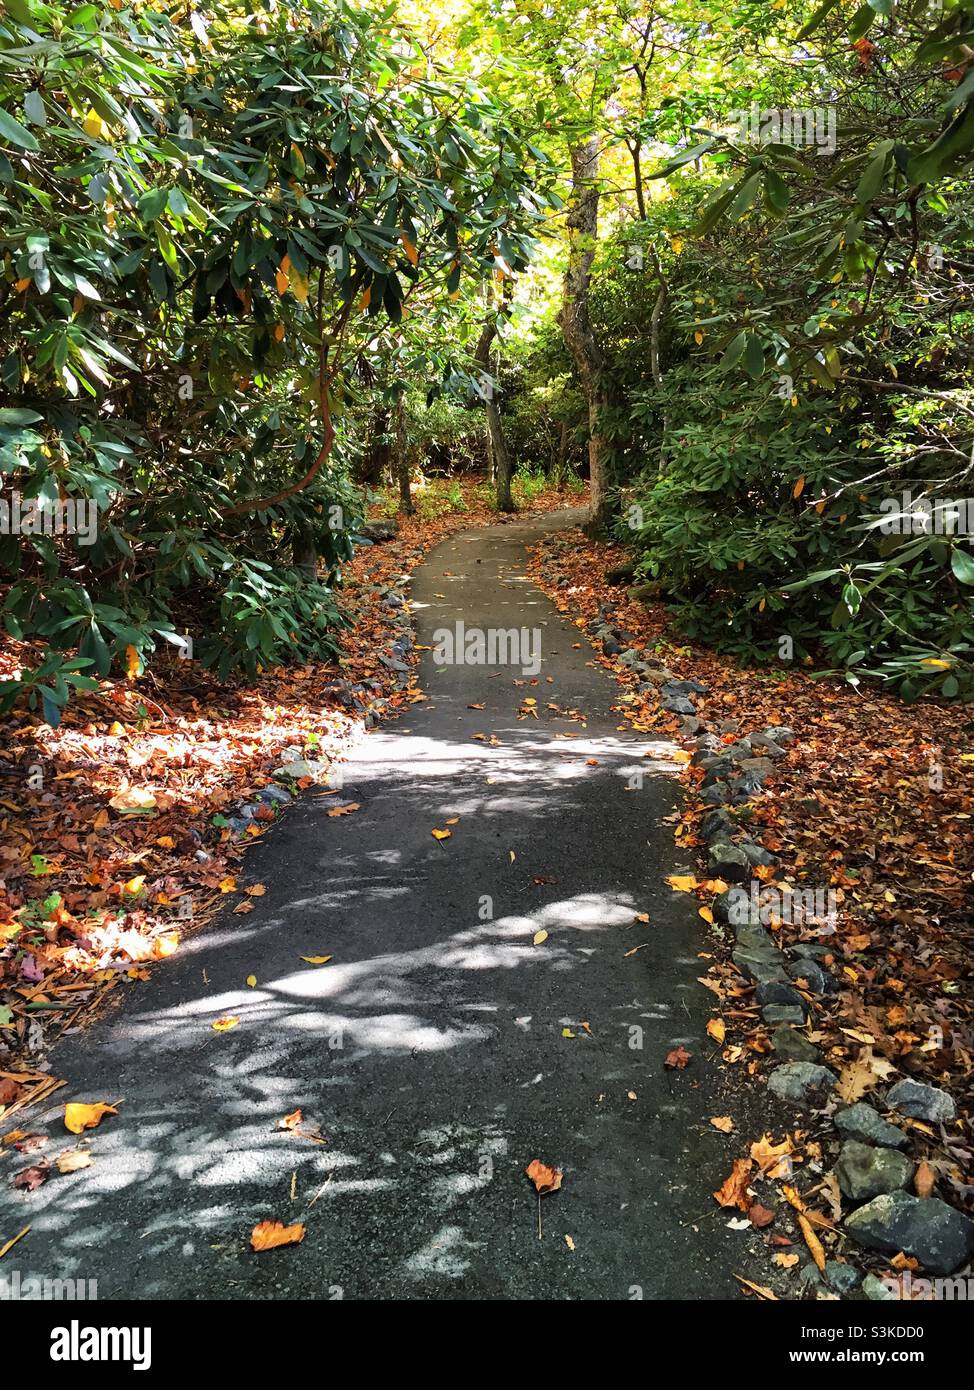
0 0 549 714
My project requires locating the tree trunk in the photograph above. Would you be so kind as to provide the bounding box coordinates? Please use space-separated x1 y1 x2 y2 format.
558 135 612 536
356 407 389 487
394 396 413 514
475 318 516 513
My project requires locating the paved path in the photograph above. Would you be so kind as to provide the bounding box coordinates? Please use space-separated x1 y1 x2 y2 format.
1 509 745 1300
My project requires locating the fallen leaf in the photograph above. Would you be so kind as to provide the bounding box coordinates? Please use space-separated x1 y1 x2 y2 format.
748 1203 776 1229
56 1151 92 1174
710 1116 735 1134
431 828 452 840
250 1220 305 1252
665 875 698 893
212 1016 239 1032
706 1018 726 1045
532 929 548 946
525 1159 563 1195
64 1102 117 1135
914 1159 935 1199
664 1046 692 1070
300 955 332 965
714 1158 753 1211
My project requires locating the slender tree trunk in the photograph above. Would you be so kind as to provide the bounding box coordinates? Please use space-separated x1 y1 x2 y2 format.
356 407 389 487
649 247 669 474
394 396 413 514
475 317 516 513
558 135 612 536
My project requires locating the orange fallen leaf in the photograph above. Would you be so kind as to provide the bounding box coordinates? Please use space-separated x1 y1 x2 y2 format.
245 884 267 897
431 828 451 840
710 1116 735 1134
664 1046 692 1069
665 875 698 893
327 803 360 817
706 1018 726 1045
714 1158 753 1211
250 1220 305 1252
525 1159 563 1195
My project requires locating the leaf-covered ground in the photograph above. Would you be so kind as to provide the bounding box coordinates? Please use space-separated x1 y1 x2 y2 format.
529 529 974 1234
0 480 575 1116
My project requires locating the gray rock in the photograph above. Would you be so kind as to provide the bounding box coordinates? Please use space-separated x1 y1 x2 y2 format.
788 957 839 996
661 694 695 714
739 756 776 779
721 740 753 761
886 1079 957 1124
845 1193 974 1275
733 946 789 987
767 1062 837 1109
762 1004 806 1027
701 757 737 782
617 648 642 668
763 726 795 745
825 1262 861 1295
679 716 706 736
835 1104 908 1150
862 1273 899 1301
741 840 777 868
273 758 328 783
747 733 788 759
771 1026 820 1063
700 809 736 841
707 841 749 881
835 1141 913 1202
602 637 622 657
756 980 807 1011
661 679 709 697
693 733 723 753
253 785 292 806
359 518 398 542
700 783 732 805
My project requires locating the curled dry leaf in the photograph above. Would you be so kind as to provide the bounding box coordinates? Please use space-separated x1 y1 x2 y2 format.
714 1158 753 1211
250 1220 305 1252
13 1160 50 1191
56 1150 92 1174
664 1046 692 1070
64 1102 117 1135
525 1159 563 1195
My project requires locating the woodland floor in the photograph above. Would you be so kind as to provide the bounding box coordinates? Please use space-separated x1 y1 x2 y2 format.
0 488 971 1299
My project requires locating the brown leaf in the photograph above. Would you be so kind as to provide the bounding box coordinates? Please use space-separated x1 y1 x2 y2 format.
664 1046 692 1070
13 1160 50 1191
525 1159 563 1195
914 1159 935 1199
709 1116 735 1133
748 1203 776 1229
714 1158 753 1211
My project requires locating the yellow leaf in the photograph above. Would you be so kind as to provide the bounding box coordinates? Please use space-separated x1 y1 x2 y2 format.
694 330 704 345
125 643 140 678
212 1016 239 1032
431 828 451 840
565 1234 576 1251
698 905 714 924
246 975 257 988
665 875 698 893
64 1102 117 1135
533 929 548 946
218 877 237 893
300 955 333 965
290 268 309 304
707 1017 726 1044
792 476 806 499
670 236 683 254
250 1220 305 1252
82 109 107 139
122 875 145 896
